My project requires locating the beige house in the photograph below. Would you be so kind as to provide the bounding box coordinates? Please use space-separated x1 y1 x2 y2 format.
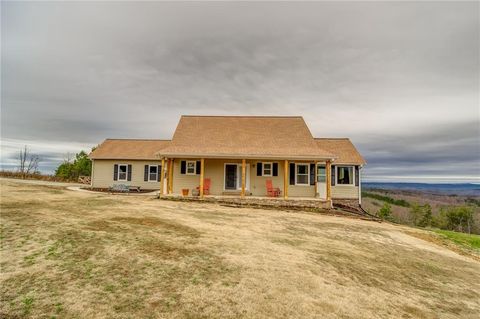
89 116 366 207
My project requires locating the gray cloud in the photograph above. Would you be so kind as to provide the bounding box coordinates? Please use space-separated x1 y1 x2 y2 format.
1 2 479 181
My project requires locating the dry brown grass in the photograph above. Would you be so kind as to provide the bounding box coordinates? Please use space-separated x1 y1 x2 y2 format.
1 179 479 318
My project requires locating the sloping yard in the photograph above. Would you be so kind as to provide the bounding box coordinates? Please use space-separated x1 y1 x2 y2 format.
1 179 479 318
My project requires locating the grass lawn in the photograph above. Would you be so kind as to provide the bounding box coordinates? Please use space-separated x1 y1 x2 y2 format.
433 229 480 251
1 179 480 318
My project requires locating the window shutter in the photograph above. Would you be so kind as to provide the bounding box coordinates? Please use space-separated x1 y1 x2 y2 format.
180 161 186 174
113 164 118 181
310 163 315 185
158 165 162 182
272 163 278 176
127 164 132 181
257 163 262 176
331 165 336 186
144 165 148 181
196 161 201 175
355 166 359 186
289 163 295 185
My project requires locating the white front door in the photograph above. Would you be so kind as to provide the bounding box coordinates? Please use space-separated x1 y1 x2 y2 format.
316 164 327 199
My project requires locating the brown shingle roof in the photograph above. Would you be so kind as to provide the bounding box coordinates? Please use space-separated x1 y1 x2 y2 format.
314 138 366 165
157 116 335 160
89 139 170 160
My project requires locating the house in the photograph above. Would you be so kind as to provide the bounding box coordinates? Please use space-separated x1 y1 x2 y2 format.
89 116 366 207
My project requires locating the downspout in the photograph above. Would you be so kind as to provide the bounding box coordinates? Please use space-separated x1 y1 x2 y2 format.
358 165 362 206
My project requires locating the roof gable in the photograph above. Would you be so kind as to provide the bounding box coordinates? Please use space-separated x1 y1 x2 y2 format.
89 139 170 160
158 116 334 159
314 138 366 165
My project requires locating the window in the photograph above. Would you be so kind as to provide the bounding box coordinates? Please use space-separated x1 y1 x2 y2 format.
186 161 196 175
148 165 158 181
337 166 354 185
118 164 127 181
295 164 309 185
262 162 272 176
317 165 326 183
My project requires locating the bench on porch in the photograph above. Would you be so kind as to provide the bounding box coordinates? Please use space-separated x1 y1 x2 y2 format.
108 184 141 193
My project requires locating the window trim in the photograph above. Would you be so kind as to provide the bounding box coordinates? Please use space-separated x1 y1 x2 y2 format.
335 165 355 186
295 163 310 186
148 165 158 182
262 162 273 177
186 160 197 175
117 164 128 181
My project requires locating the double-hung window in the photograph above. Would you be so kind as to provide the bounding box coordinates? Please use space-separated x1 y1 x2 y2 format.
336 166 354 185
262 162 272 176
186 161 196 175
295 164 309 186
148 165 158 181
118 164 128 181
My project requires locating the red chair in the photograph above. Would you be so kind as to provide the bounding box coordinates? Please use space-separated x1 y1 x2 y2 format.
266 180 281 197
197 178 211 195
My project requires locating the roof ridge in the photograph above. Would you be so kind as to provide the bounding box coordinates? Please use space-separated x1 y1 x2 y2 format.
105 138 171 141
181 115 303 118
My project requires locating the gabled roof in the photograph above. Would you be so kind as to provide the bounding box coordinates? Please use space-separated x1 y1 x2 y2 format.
157 116 335 160
89 139 170 160
314 138 366 165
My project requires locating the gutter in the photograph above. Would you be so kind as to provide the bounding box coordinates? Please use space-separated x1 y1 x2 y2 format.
155 153 337 161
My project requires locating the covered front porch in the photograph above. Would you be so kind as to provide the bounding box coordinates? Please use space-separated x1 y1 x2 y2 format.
157 157 334 208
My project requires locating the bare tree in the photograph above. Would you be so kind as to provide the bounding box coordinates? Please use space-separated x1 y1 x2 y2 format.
18 145 40 178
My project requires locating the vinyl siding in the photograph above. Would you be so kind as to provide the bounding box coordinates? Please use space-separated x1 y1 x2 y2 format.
332 185 359 199
91 159 162 189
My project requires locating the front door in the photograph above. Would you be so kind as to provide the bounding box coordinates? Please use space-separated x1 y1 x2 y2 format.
224 164 250 191
317 164 327 199
225 164 237 190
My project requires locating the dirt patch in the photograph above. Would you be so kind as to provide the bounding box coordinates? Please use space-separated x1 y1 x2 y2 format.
111 217 200 237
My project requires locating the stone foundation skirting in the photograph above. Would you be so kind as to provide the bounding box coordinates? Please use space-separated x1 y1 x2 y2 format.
160 195 333 211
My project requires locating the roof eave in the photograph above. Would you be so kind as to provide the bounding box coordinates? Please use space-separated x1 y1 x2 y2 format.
155 152 336 161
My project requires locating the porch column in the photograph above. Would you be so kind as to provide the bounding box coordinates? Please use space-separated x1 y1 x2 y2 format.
326 160 332 202
160 158 165 196
284 160 288 199
314 161 318 197
200 158 205 198
168 159 174 194
241 159 246 197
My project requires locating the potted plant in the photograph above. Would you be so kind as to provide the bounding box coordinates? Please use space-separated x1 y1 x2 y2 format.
182 188 189 196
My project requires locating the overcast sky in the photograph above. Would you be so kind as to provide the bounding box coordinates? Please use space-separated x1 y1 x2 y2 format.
2 1 479 182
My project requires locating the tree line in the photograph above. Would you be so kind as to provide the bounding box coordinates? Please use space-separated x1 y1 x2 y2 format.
373 200 477 234
54 150 93 180
6 146 92 181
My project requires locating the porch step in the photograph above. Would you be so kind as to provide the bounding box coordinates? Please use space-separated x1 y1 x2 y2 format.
222 191 252 196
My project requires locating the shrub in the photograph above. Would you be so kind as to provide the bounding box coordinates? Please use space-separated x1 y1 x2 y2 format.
434 206 475 234
410 203 432 227
377 203 393 221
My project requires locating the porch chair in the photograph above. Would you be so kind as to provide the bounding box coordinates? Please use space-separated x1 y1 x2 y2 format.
266 179 281 197
196 178 211 195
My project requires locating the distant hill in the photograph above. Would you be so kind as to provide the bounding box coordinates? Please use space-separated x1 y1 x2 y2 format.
363 182 480 196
